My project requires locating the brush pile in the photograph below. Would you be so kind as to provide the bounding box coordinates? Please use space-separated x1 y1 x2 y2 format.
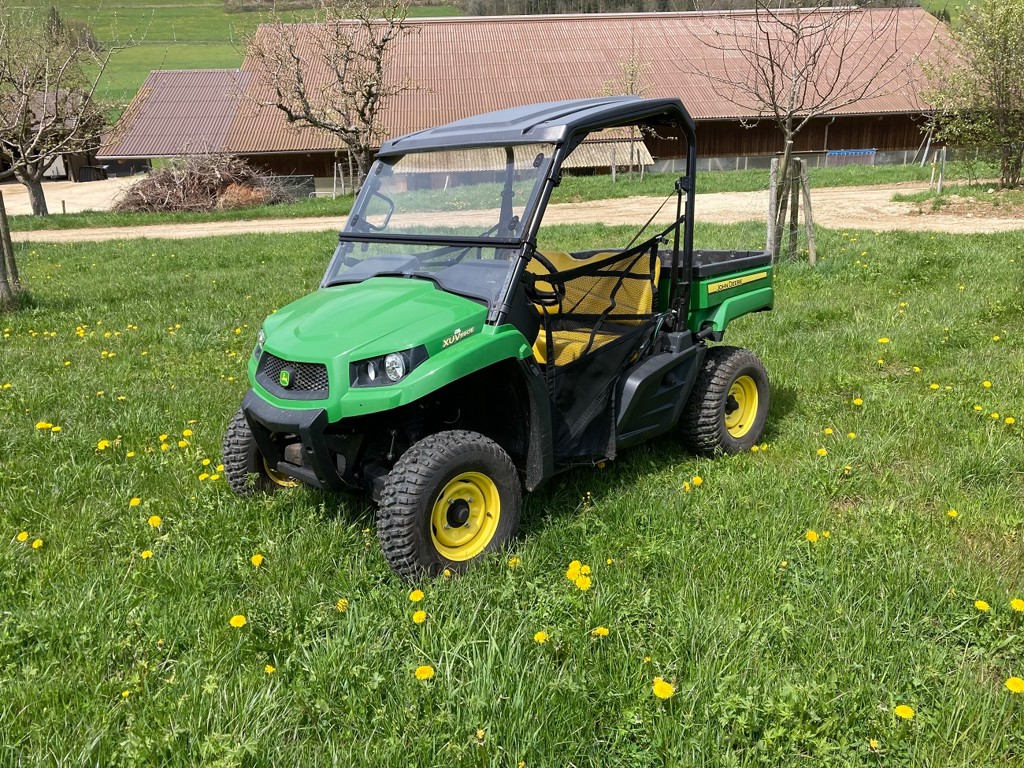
113 155 296 213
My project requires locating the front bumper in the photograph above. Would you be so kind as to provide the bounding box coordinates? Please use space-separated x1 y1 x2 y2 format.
242 389 353 491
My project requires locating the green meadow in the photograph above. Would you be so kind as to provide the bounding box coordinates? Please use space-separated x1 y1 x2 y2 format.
17 0 461 104
2 219 1023 765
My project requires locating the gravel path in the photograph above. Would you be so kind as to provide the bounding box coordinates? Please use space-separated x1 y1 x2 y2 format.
9 182 1024 244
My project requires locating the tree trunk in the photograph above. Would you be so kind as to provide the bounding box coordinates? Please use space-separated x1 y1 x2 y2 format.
0 192 15 307
0 190 19 291
23 177 50 217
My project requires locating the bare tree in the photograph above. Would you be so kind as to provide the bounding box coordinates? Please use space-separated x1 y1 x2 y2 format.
0 4 128 216
243 0 412 188
695 1 934 255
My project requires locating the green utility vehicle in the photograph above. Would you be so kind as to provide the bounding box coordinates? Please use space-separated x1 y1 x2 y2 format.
224 97 774 579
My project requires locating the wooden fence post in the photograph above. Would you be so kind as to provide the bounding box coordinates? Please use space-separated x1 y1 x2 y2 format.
788 158 801 258
0 191 16 305
800 163 817 266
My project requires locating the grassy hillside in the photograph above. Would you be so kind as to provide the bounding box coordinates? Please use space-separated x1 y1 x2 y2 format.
2 222 1023 765
20 1 461 104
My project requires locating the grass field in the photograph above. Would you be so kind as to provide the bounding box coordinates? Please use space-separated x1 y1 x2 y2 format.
2 220 1023 765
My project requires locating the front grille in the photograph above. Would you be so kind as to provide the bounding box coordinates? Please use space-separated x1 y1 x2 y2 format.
257 353 330 400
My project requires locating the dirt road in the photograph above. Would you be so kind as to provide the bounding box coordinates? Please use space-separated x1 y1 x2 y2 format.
8 182 1024 244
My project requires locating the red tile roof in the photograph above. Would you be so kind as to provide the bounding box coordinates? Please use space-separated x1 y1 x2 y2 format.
103 9 948 159
100 69 250 158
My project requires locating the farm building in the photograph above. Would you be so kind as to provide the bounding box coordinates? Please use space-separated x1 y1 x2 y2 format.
99 8 949 182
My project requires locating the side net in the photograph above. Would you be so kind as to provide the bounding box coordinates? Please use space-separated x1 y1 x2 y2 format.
529 236 661 461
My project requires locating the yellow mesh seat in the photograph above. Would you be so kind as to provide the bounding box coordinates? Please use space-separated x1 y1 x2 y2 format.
526 249 659 364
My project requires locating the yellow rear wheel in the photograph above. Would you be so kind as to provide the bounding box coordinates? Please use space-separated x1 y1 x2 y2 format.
725 375 759 438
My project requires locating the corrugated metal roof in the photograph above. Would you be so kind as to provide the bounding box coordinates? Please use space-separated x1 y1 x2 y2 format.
99 70 251 158
105 9 948 159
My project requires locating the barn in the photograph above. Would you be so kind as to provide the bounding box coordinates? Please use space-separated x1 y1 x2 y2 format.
99 8 949 182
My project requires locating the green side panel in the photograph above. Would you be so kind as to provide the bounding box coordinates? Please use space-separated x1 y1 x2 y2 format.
688 286 775 333
247 279 533 422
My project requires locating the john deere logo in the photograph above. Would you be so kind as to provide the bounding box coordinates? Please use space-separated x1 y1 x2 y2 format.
279 369 292 388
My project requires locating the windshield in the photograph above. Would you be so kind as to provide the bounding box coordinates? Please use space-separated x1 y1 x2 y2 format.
322 144 552 305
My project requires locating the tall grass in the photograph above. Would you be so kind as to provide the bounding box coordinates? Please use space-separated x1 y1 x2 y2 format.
1 224 1023 765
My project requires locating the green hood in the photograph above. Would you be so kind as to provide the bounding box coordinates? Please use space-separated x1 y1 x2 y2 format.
264 277 488 361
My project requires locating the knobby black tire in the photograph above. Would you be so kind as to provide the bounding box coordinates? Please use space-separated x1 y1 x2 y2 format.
680 345 770 456
222 407 278 496
378 430 522 581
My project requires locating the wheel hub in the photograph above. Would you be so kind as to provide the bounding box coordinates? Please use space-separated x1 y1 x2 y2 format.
724 375 759 438
446 498 471 528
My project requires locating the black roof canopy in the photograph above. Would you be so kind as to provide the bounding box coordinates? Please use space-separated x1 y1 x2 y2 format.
377 97 696 156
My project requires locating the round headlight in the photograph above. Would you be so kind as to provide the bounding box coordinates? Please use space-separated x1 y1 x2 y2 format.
384 353 407 382
253 327 266 358
365 360 379 381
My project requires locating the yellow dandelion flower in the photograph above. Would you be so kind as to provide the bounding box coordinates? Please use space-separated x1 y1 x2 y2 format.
409 589 424 603
983 380 992 388
893 705 914 720
534 631 549 644
823 427 833 435
209 474 220 481
442 568 452 578
141 550 153 559
229 614 247 628
929 383 940 390
606 558 614 565
1005 677 1024 694
508 556 521 568
991 413 1000 420
591 626 610 637
336 598 349 613
692 475 703 487
160 443 170 452
751 445 759 453
975 600 991 613
216 464 224 472
414 665 435 681
852 398 863 406
973 405 983 412
182 429 193 437
565 560 582 580
869 739 880 751
575 574 592 591
412 610 427 625
878 337 890 344
32 538 43 549
121 690 131 699
817 448 828 457
129 497 141 507
35 421 52 430
913 366 921 373
198 473 210 481
805 530 819 543
822 531 830 538
682 481 691 493
652 677 675 700
177 440 188 448
947 509 959 518
265 664 276 674
580 564 591 575
17 531 29 542
159 434 168 442
50 426 61 433
1006 417 1016 425
251 553 264 568
202 458 211 466
126 451 136 458
1010 598 1024 612
147 515 162 528
96 439 110 450
848 432 856 439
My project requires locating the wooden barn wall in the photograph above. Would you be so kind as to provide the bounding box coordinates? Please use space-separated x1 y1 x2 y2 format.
685 115 929 158
237 115 930 177
240 153 336 177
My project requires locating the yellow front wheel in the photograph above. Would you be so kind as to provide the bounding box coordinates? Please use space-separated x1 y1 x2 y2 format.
378 430 522 581
430 472 501 561
725 375 760 439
